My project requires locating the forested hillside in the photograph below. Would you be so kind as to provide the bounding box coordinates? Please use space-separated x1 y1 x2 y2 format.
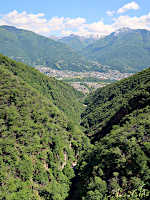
81 28 150 72
0 59 90 199
0 54 150 199
0 54 84 123
0 25 100 72
69 68 150 199
74 107 150 199
81 68 150 140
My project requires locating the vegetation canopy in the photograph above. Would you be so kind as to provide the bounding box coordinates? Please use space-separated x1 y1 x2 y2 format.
0 55 90 199
0 47 150 199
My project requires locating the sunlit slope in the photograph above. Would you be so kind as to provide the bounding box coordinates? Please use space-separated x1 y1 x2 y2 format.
0 53 84 123
0 25 97 72
81 28 150 72
0 63 90 199
77 106 150 199
81 67 150 141
69 68 150 199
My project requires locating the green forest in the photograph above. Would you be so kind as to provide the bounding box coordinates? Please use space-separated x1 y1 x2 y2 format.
0 25 101 72
75 68 150 199
80 29 150 73
2 26 150 74
0 54 84 124
0 54 150 199
0 55 90 199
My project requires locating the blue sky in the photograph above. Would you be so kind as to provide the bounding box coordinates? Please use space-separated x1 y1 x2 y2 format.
0 0 150 36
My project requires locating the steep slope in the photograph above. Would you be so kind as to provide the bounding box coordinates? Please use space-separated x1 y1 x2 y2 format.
76 107 150 199
0 54 84 123
0 62 90 199
81 67 150 140
0 25 99 72
81 28 150 72
68 68 150 199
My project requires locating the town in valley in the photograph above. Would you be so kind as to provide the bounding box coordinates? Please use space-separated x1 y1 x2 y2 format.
36 66 133 93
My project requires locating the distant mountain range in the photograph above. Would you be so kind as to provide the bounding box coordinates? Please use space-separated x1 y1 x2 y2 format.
49 34 103 42
49 34 104 51
0 25 103 72
80 27 150 72
0 25 150 73
50 27 150 73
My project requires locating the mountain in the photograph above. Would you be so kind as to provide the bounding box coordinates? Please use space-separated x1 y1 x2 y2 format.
81 66 150 140
112 27 134 36
56 34 103 52
0 53 85 124
0 25 101 72
0 54 90 199
68 67 150 199
58 34 87 52
81 28 150 73
48 35 62 41
1 53 150 199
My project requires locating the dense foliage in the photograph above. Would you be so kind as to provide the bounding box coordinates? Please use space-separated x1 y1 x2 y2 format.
0 63 90 199
0 54 150 199
0 25 100 72
81 68 150 141
81 28 150 72
0 54 84 124
68 67 150 199
76 107 150 199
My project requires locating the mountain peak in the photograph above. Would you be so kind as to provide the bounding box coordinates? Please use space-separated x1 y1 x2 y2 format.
49 35 63 41
112 27 133 36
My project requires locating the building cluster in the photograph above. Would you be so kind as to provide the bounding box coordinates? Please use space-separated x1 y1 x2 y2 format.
70 82 108 93
35 67 133 93
35 67 133 81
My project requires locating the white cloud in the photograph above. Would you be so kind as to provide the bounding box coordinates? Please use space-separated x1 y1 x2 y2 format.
117 1 140 14
61 30 73 36
63 18 86 29
87 20 115 35
76 12 150 36
48 16 65 31
106 10 115 17
112 13 150 30
0 9 150 37
0 10 86 36
0 10 49 34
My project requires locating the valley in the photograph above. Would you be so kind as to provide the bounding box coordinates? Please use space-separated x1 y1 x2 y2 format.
0 25 150 200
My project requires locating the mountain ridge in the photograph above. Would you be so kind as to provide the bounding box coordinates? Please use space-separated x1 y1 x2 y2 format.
53 34 104 52
0 25 102 72
80 28 150 72
0 54 150 199
0 25 150 199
